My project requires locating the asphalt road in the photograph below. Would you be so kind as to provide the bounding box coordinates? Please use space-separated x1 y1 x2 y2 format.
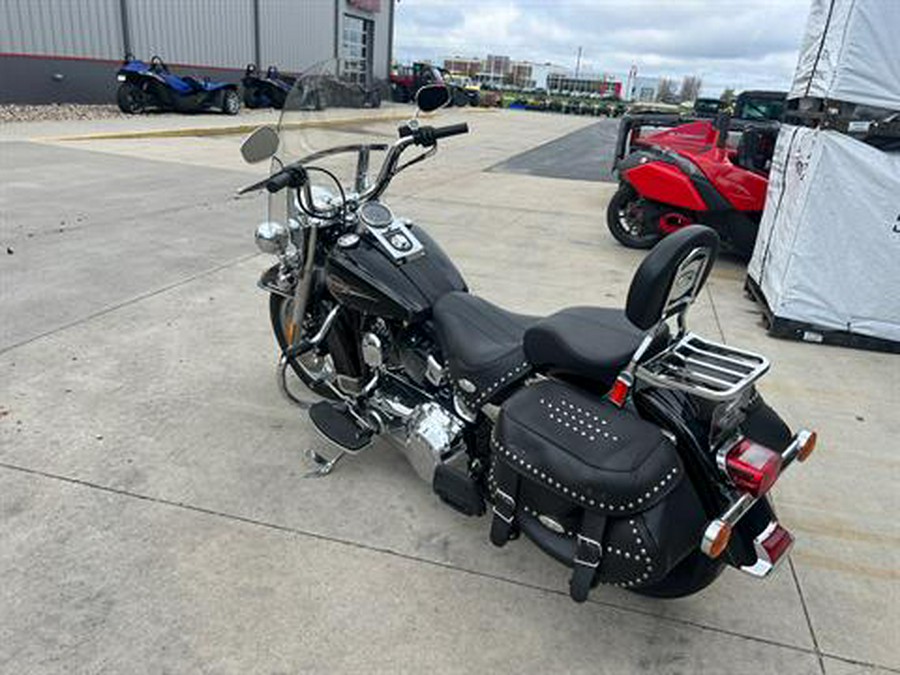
489 117 621 182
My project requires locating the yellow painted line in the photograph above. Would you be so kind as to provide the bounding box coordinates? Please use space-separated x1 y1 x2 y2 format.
39 107 497 142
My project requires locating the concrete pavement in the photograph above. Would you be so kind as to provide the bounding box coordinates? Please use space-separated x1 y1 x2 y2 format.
1 109 897 673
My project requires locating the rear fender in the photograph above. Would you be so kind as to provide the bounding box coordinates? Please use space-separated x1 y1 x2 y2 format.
634 387 785 568
622 159 708 212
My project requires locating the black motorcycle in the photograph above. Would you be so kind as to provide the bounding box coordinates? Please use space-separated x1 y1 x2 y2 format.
237 60 817 601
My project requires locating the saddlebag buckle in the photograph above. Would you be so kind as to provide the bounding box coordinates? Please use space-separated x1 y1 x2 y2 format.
492 489 516 525
574 534 602 568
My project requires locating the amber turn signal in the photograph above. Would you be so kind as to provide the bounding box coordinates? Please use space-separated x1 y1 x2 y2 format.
797 430 817 462
701 519 733 559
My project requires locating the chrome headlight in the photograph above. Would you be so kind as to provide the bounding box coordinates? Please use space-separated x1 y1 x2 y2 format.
254 221 289 254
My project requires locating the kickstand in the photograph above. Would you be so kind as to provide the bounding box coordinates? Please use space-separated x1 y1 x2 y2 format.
304 448 345 478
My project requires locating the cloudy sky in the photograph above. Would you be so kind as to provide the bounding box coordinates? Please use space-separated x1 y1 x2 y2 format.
393 0 811 95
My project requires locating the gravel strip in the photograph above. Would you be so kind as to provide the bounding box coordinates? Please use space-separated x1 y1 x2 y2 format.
0 104 129 123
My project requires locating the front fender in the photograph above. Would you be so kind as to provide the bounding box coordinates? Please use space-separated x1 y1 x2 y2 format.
258 264 293 299
621 157 709 211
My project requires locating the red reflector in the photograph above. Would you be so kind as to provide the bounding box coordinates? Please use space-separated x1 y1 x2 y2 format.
608 374 632 408
725 439 783 497
760 524 794 564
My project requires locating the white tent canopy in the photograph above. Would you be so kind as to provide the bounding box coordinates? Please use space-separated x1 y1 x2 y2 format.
789 0 900 110
748 125 900 346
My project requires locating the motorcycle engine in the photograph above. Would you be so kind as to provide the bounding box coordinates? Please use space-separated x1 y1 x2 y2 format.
402 402 465 483
358 322 465 483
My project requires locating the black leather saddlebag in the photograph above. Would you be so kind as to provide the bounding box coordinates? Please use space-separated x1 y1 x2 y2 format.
489 380 706 601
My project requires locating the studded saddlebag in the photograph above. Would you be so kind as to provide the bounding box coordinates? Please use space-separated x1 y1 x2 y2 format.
489 380 706 602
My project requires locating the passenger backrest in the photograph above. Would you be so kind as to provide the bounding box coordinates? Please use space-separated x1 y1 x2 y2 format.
625 225 720 330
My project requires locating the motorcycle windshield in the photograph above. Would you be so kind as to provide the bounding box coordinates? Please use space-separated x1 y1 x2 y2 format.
270 58 395 216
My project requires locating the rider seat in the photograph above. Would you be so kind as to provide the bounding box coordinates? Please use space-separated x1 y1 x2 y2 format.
432 292 538 408
524 308 666 390
433 226 720 406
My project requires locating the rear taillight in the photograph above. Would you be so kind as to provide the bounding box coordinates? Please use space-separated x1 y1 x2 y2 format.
759 523 794 563
722 438 782 497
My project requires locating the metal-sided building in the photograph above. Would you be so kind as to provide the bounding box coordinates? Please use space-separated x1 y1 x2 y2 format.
0 0 395 104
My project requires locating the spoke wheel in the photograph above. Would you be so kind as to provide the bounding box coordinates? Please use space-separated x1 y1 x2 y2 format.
270 295 342 401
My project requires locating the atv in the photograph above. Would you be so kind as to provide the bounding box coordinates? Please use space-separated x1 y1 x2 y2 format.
116 55 240 115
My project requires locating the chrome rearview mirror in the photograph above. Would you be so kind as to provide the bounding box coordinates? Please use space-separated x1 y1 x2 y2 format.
416 85 450 114
241 125 279 164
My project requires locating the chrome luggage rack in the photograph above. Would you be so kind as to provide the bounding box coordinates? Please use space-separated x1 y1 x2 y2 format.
636 332 770 401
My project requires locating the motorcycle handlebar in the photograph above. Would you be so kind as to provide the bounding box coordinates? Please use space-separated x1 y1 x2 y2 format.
265 170 294 193
431 122 469 141
243 122 469 200
399 123 469 146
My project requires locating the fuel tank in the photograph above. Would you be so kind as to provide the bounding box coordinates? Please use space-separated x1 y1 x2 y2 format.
325 226 467 322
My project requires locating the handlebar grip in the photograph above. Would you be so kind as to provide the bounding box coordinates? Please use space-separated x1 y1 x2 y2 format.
265 170 293 193
431 122 469 139
402 122 470 147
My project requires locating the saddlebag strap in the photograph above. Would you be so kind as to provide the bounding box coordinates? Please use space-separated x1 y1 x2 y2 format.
490 459 520 547
569 510 608 603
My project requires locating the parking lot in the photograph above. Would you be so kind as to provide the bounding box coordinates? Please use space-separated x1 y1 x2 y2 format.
1 108 897 674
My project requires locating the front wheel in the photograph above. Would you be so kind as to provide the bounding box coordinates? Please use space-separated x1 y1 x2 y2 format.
606 183 662 249
269 293 359 401
116 82 145 114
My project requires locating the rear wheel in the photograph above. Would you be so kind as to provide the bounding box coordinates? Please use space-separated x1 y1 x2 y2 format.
116 82 145 114
222 89 240 115
606 184 662 249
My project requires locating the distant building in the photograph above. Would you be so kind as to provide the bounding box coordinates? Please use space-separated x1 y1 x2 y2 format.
509 61 533 88
628 76 661 102
485 54 510 75
475 54 512 84
529 62 567 90
443 56 481 78
0 0 395 104
440 53 618 93
547 72 622 98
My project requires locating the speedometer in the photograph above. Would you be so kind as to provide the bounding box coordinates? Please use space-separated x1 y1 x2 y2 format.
359 201 393 229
